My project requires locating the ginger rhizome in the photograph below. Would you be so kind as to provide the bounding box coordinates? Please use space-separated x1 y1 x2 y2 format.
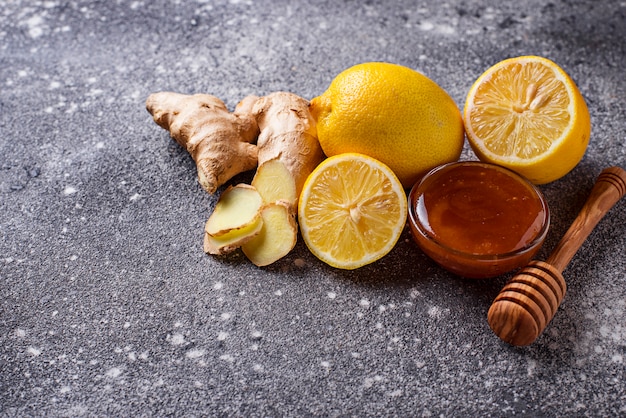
252 92 324 200
147 90 324 266
146 92 259 194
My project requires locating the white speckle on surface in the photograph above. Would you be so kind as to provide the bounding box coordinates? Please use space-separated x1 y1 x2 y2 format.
128 352 136 361
96 141 105 149
359 299 370 308
387 389 403 397
59 385 71 394
49 81 61 89
252 363 263 372
69 255 78 261
169 333 185 346
186 348 206 359
327 291 336 299
129 193 141 202
217 332 229 341
27 346 41 356
321 361 331 368
25 15 46 38
63 186 77 195
220 312 231 320
612 353 623 363
123 322 131 329
427 305 448 319
409 289 421 299
418 21 434 31
15 329 26 337
351 352 360 358
274 290 283 296
65 103 78 114
219 354 234 362
105 367 122 378
250 330 262 340
213 282 223 290
363 375 384 389
526 358 537 377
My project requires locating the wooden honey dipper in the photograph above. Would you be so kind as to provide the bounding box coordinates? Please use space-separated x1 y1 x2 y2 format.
487 166 626 346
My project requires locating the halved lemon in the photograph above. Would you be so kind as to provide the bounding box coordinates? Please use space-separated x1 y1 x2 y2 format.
298 153 407 270
464 55 591 184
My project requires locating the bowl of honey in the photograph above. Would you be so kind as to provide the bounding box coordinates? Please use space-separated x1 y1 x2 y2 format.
408 161 550 278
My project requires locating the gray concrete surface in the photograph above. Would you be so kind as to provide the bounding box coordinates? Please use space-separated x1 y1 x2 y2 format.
1 0 625 416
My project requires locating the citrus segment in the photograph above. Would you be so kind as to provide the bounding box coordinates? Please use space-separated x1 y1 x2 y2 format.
298 153 407 270
464 56 591 184
310 62 464 188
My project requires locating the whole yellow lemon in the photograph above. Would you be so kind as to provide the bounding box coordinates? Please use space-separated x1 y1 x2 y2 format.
310 62 465 188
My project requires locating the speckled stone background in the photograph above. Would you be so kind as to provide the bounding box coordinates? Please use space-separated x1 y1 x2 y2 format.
1 1 625 416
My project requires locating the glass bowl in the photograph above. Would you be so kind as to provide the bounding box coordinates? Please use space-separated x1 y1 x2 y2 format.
408 161 550 278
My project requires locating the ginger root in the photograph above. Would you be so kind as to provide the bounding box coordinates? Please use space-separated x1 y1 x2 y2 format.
252 92 324 199
146 92 259 194
147 90 324 266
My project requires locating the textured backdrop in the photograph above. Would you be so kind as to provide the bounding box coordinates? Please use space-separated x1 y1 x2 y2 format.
1 1 625 416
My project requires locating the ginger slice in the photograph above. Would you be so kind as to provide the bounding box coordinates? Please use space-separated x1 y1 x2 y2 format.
241 201 297 267
203 217 263 255
205 184 263 237
251 158 297 207
203 184 263 255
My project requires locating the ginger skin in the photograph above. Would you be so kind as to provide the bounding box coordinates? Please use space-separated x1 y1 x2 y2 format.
252 92 324 199
146 92 260 194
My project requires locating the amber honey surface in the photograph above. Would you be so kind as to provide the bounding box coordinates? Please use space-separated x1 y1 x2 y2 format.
414 163 547 255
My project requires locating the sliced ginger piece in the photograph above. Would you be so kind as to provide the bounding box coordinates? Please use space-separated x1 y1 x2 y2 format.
251 158 297 207
203 217 263 255
203 184 263 255
241 201 297 267
205 184 263 237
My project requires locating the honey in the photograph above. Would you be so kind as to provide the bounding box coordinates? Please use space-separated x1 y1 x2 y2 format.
408 162 550 278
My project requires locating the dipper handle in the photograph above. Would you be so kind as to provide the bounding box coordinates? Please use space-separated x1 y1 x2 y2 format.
488 166 626 346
